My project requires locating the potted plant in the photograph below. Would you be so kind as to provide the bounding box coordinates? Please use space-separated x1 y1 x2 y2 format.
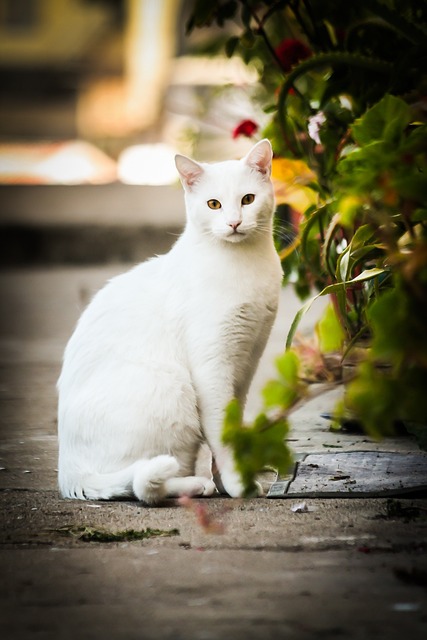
187 0 427 490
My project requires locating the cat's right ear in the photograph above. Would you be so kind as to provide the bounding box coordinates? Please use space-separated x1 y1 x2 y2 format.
175 155 204 190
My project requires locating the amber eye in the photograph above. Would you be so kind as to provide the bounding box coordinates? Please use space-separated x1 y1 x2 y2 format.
207 199 222 210
241 193 255 205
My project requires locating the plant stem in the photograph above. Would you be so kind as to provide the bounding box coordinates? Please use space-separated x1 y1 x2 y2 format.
239 0 306 105
277 52 393 156
367 0 427 45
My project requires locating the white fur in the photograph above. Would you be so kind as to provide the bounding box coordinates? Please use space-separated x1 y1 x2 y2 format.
57 139 283 503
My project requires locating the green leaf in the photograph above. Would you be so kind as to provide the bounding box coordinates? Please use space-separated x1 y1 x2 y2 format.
222 399 293 496
322 213 341 278
286 268 388 348
276 350 299 384
186 0 217 32
300 203 330 264
223 398 242 431
277 52 393 141
402 125 427 154
337 246 351 282
392 174 427 202
351 267 387 283
351 224 376 249
413 209 427 222
241 28 256 48
286 296 316 349
225 36 239 58
253 412 271 432
262 378 299 411
351 95 411 146
345 361 400 439
338 196 362 228
262 379 290 408
240 3 252 28
316 303 345 353
336 225 377 283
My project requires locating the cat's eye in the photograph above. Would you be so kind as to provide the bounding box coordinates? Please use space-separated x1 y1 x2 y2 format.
207 199 222 210
241 194 255 205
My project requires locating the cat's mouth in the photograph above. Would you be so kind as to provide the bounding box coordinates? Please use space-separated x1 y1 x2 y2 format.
224 229 247 242
214 224 254 243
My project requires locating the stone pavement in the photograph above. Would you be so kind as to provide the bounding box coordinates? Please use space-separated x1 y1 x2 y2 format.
0 257 426 639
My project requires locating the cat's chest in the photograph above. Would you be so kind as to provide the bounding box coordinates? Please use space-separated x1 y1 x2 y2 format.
185 262 280 342
169 237 282 345
221 300 277 343
184 243 281 305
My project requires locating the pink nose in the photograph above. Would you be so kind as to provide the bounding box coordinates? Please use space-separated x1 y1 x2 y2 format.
229 221 242 231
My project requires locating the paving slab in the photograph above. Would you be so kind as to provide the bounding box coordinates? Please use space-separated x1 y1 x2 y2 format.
268 451 427 498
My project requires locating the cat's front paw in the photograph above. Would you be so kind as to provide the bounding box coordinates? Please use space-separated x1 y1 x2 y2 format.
219 473 244 498
219 471 263 498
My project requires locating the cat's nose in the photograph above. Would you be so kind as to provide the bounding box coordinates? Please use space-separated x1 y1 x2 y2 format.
228 221 242 231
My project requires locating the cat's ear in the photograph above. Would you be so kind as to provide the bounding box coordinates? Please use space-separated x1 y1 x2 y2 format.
175 154 204 190
244 139 273 178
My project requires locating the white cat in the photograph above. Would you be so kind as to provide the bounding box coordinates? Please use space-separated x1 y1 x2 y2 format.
57 139 283 503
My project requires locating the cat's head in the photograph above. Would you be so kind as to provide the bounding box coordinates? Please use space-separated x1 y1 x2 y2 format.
175 139 275 244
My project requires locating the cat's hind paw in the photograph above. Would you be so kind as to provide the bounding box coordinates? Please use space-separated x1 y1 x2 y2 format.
133 455 180 504
200 478 217 496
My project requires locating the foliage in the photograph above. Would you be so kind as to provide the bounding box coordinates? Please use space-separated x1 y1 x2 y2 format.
188 0 427 481
222 351 302 495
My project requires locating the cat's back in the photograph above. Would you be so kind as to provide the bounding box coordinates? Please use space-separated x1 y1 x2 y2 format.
77 252 178 330
59 252 185 386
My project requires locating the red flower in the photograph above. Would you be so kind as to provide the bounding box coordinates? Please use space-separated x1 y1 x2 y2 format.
232 119 259 139
275 38 312 73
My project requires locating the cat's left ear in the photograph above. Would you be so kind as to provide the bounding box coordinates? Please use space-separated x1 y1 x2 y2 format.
175 154 204 190
244 139 273 178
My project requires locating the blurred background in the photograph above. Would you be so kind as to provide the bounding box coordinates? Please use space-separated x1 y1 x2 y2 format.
0 0 268 263
0 0 310 425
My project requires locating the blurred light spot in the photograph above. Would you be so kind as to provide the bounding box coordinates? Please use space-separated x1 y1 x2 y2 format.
118 143 178 185
392 603 421 612
0 141 116 184
36 142 116 184
171 56 258 86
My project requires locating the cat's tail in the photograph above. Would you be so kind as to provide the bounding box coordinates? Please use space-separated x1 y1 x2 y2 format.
59 455 180 504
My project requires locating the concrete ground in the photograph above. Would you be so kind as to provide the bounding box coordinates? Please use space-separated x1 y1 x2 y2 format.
0 265 427 640
0 257 426 640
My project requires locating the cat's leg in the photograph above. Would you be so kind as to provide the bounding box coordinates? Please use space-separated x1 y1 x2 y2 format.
188 354 252 497
195 398 249 498
191 311 277 498
217 311 278 496
188 334 252 497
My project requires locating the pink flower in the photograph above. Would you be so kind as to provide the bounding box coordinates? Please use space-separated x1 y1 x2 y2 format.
232 119 259 139
275 38 312 73
308 112 326 144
